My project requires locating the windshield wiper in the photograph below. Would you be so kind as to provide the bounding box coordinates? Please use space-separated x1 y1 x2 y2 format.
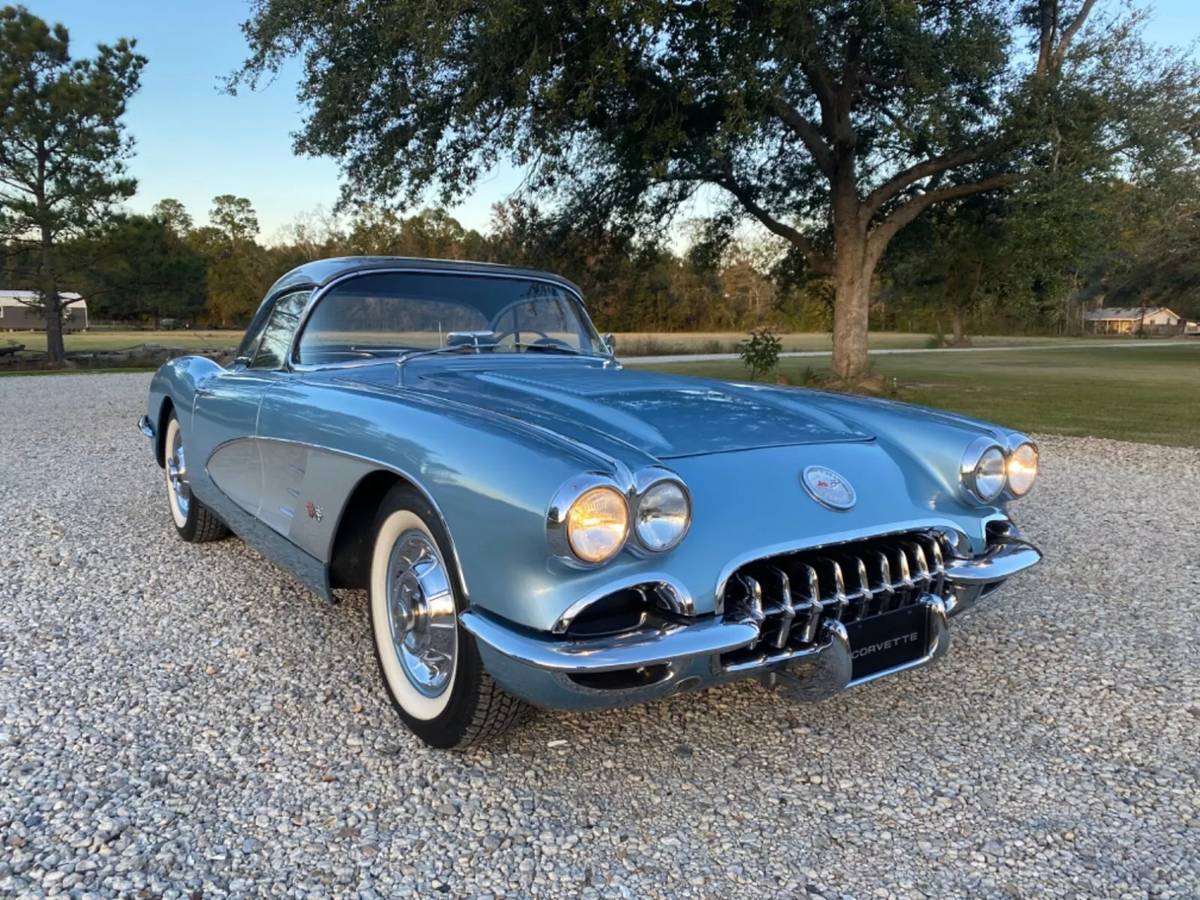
394 345 475 364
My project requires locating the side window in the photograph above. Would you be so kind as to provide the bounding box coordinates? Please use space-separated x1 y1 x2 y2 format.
251 291 311 369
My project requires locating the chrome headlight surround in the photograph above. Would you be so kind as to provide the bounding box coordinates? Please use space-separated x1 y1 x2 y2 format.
630 469 692 555
960 436 1008 504
1003 434 1039 498
547 474 631 567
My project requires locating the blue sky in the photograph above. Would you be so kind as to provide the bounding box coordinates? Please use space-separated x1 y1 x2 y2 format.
31 1 1200 243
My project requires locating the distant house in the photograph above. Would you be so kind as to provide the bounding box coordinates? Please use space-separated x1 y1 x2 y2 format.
1083 306 1186 336
0 291 89 332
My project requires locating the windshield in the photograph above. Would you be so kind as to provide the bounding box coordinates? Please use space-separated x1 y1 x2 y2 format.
295 271 603 365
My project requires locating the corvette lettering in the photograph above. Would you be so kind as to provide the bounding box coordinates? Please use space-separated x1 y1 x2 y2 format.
850 632 921 659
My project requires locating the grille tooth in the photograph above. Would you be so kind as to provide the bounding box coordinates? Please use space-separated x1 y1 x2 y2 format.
852 556 872 621
896 547 913 590
719 530 955 671
909 542 930 585
767 566 795 649
928 536 946 596
743 575 764 623
797 563 822 643
876 550 896 612
827 559 847 616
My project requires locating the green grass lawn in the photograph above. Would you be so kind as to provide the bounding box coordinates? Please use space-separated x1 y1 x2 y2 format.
2 329 242 354
636 343 1200 448
611 331 1074 355
2 329 1074 356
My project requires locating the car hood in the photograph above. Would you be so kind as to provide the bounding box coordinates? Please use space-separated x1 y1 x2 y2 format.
407 361 873 459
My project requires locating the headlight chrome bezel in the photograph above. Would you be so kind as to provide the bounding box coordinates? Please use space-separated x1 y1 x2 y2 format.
1003 435 1039 499
547 474 631 567
630 472 693 555
960 436 1008 504
548 468 692 566
960 433 1040 504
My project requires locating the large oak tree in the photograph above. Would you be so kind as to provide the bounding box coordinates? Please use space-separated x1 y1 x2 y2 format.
237 0 1194 376
0 6 144 362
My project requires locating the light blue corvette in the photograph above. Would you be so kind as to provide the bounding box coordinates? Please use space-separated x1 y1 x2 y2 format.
139 257 1042 748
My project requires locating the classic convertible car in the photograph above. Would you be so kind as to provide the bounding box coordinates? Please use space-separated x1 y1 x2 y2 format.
139 257 1042 748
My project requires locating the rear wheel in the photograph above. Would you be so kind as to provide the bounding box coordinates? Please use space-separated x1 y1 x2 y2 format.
368 484 528 749
162 414 228 542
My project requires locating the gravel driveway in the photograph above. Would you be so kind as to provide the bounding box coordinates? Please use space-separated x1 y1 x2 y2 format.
1 372 1197 898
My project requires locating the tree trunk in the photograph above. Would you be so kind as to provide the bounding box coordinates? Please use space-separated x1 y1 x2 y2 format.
830 227 872 381
951 306 966 345
39 230 65 364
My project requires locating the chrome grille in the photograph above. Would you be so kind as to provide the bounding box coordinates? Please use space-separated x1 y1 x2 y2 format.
719 530 951 671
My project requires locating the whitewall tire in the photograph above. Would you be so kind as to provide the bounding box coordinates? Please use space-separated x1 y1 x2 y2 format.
162 413 228 543
367 484 529 748
370 510 458 720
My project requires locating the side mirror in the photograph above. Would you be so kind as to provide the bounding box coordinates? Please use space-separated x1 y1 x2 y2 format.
230 355 252 369
602 333 616 356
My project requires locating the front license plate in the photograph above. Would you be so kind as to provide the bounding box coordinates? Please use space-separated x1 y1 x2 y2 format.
846 604 928 681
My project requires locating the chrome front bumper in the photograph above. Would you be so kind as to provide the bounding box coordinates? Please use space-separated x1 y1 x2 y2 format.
461 539 1041 706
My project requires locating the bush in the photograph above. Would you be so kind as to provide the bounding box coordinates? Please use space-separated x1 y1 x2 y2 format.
738 327 782 379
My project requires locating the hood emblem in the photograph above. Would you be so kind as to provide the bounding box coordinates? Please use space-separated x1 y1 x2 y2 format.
801 466 856 511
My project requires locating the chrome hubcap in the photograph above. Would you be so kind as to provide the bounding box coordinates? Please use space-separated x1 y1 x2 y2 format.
385 530 457 697
167 428 190 517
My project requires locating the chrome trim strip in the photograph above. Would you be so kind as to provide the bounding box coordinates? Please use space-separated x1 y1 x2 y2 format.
137 415 155 439
943 541 1042 586
550 573 695 635
203 434 472 597
460 609 759 674
722 625 830 674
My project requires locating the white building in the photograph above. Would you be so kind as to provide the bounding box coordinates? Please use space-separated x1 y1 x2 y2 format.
0 291 88 332
1082 307 1185 336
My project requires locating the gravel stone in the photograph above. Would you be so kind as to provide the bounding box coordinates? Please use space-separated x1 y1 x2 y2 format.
1 372 1198 897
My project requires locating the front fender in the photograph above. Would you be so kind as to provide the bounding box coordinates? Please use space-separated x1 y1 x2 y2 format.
146 356 226 465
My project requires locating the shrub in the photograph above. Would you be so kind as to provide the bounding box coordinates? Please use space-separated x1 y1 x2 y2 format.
738 327 782 380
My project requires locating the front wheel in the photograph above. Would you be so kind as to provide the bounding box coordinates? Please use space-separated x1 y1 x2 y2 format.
162 414 228 543
369 485 528 749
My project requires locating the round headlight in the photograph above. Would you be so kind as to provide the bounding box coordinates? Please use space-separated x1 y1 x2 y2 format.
962 438 1007 503
565 486 629 564
634 480 691 553
1006 442 1039 496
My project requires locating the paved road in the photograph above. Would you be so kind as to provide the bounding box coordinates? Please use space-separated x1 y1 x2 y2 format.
1 373 1198 896
623 338 1197 365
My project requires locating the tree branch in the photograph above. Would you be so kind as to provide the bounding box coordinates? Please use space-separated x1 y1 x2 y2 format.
1036 0 1058 77
798 10 838 134
769 98 834 176
715 171 834 275
1053 0 1100 69
868 173 1018 260
863 139 1004 215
